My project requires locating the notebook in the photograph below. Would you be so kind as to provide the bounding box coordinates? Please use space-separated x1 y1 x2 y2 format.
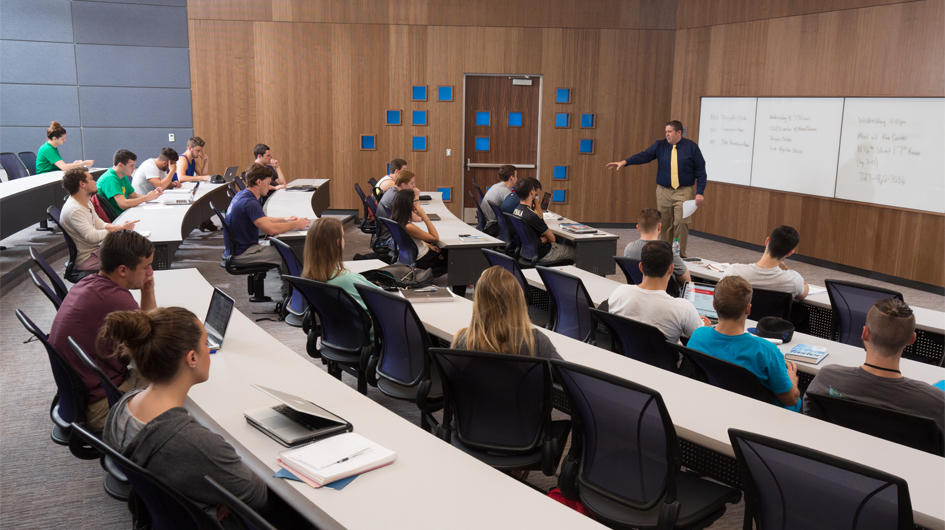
559 223 597 234
277 432 396 488
682 282 718 322
204 288 235 349
425 213 441 221
785 344 829 365
401 286 455 303
244 385 351 447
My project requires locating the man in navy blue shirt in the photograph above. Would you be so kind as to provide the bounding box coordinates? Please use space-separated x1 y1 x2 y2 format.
607 121 707 257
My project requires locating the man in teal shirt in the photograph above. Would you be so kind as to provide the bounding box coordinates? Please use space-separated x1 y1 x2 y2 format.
97 149 161 216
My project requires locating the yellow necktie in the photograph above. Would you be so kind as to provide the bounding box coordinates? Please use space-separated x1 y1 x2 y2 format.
671 144 679 189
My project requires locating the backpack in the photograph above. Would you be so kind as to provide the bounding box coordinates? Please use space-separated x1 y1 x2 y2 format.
361 263 433 289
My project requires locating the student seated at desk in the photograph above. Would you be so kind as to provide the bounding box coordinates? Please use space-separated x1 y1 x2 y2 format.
608 240 708 345
499 177 540 249
132 147 180 194
624 208 691 286
481 164 518 237
49 230 156 432
301 217 375 313
176 136 211 183
687 275 802 412
803 299 945 431
452 266 561 360
97 149 163 216
253 143 286 190
35 121 93 174
511 178 577 264
60 166 138 271
374 157 406 199
723 225 809 300
389 188 447 275
101 307 313 529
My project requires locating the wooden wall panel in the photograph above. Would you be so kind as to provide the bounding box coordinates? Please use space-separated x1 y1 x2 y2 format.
188 0 271 21
676 0 919 29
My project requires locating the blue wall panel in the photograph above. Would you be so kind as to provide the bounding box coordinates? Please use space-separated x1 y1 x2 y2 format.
0 41 77 85
81 127 194 170
79 87 193 128
0 85 80 127
76 45 191 88
0 127 84 164
0 0 73 43
72 2 188 48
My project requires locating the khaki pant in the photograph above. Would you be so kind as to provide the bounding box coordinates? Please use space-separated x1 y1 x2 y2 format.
85 369 149 433
656 184 696 258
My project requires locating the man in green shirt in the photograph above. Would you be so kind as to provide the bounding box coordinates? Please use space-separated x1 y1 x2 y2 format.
97 149 161 216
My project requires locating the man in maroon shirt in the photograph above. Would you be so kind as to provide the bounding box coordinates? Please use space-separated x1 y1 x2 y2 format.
49 230 157 432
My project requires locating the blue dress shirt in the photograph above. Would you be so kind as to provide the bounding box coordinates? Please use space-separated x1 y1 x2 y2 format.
624 138 707 195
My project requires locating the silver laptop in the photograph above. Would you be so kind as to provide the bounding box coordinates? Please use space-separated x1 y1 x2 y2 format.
222 166 238 183
286 171 318 191
204 287 234 349
244 385 350 446
682 282 719 323
165 182 199 205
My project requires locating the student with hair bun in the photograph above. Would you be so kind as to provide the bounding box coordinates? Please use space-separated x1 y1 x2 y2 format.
36 121 93 173
102 307 312 528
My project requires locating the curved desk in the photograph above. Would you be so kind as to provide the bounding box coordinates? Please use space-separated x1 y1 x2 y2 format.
0 168 105 240
264 180 330 256
542 211 619 276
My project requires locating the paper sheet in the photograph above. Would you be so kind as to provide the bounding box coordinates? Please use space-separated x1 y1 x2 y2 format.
682 200 698 219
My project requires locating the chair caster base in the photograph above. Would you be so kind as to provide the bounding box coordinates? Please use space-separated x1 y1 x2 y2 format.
249 295 273 303
51 424 71 446
284 312 304 327
103 472 131 501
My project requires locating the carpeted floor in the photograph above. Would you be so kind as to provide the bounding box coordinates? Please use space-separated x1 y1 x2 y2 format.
1 220 940 529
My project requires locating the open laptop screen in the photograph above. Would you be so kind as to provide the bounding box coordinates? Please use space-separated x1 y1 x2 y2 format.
540 191 552 211
204 288 235 346
682 282 718 320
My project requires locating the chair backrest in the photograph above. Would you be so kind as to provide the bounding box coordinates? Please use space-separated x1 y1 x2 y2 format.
430 348 552 452
471 192 486 232
729 428 914 530
89 193 115 223
536 266 594 342
669 342 780 405
487 201 512 244
805 393 944 457
204 476 276 530
47 206 81 274
354 182 367 202
749 288 794 321
367 177 378 187
355 283 431 387
590 309 678 372
269 238 307 316
29 269 62 310
551 359 677 510
68 336 124 407
30 247 69 301
376 217 418 266
471 177 485 203
481 248 530 300
69 423 221 530
0 152 30 180
17 151 37 176
825 280 904 348
234 175 246 190
365 195 379 216
209 202 236 260
504 212 540 265
614 256 643 285
283 276 371 355
15 310 89 425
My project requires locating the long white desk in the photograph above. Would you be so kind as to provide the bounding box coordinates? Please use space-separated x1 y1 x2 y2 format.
146 268 604 530
542 211 619 276
264 181 329 256
0 168 105 240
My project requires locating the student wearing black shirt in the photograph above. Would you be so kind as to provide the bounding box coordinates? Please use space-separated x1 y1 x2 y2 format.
511 179 576 263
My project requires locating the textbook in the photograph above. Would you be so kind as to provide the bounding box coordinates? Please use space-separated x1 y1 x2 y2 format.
401 286 455 303
277 432 396 488
785 344 829 365
559 223 597 234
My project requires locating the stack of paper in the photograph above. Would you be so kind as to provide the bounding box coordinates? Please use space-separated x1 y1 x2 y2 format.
277 432 396 488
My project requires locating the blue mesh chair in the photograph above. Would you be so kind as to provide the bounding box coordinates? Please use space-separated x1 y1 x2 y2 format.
482 249 551 328
615 256 680 297
204 477 276 530
590 309 678 372
430 348 570 476
234 175 246 190
376 217 419 267
367 177 378 187
283 276 374 394
354 183 377 235
749 288 794 321
552 359 741 528
536 266 595 343
503 212 574 268
487 201 515 253
668 342 781 406
470 177 485 203
29 269 63 310
30 247 69 302
355 283 443 431
269 238 307 327
825 280 903 348
70 423 224 530
0 152 30 180
805 393 944 457
729 428 914 530
47 206 96 284
471 191 486 232
17 151 37 175
210 201 277 303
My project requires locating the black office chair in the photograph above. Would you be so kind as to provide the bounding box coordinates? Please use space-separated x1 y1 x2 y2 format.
204 477 276 530
367 177 378 187
503 212 574 268
430 348 570 477
536 266 595 343
269 238 307 327
749 288 794 321
47 206 97 284
470 191 487 232
805 393 944 457
367 199 394 261
210 201 277 303
0 152 30 180
353 183 377 235
729 428 914 530
590 309 679 372
70 423 225 530
30 247 69 302
283 276 374 394
376 217 419 267
614 256 680 297
669 342 783 406
482 249 550 327
470 177 485 204
29 269 63 310
355 283 443 432
234 175 246 190
487 201 515 253
825 280 904 348
17 151 38 175
90 193 118 223
552 359 741 528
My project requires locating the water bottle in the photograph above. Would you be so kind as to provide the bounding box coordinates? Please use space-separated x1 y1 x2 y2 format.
672 238 680 255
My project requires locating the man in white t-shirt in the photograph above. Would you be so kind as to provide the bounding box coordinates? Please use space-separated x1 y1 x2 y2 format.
608 240 709 344
132 147 179 195
723 225 809 300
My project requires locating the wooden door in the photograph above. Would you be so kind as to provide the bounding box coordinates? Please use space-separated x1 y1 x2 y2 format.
463 75 541 220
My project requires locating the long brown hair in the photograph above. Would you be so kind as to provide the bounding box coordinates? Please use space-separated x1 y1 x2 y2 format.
301 217 346 282
452 266 535 356
98 307 203 384
47 121 66 140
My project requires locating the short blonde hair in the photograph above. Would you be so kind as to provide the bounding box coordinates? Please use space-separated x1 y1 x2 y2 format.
394 169 415 187
713 276 753 320
865 299 915 357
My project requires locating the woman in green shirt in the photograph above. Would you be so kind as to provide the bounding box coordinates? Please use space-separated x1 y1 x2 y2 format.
36 121 93 174
301 217 375 312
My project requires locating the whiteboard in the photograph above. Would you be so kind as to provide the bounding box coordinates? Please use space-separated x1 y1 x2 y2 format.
698 98 757 186
751 98 845 197
835 98 945 213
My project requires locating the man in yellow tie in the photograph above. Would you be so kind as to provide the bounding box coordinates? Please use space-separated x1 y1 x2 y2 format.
607 121 707 258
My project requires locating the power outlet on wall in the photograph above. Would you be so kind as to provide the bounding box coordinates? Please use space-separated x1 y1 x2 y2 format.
446 149 451 156
169 133 175 142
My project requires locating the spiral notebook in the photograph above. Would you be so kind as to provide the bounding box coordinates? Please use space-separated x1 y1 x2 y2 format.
277 432 396 488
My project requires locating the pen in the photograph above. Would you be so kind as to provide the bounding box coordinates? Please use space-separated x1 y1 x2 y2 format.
323 447 370 468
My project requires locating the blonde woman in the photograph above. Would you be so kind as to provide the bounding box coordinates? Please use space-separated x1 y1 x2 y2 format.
451 266 561 360
301 217 374 312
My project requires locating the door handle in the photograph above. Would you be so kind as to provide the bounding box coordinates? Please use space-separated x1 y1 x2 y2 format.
466 163 536 169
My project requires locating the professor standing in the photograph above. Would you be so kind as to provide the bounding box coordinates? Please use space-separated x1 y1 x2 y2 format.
607 120 707 258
